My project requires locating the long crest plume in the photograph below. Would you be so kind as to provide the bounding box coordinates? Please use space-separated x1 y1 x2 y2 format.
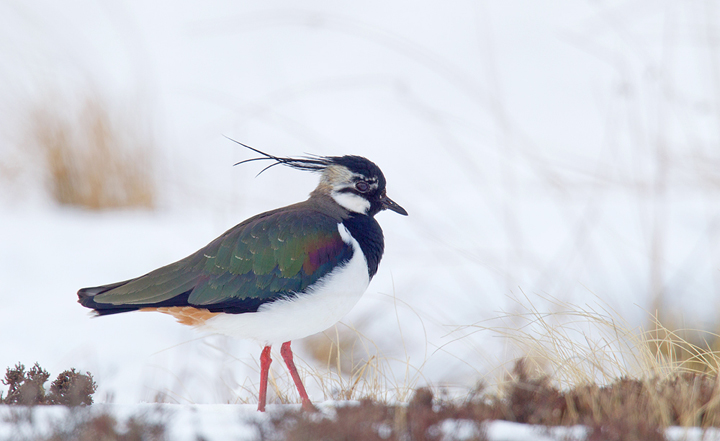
227 137 330 176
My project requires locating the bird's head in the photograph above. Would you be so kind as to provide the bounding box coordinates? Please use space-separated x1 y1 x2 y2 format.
234 141 408 217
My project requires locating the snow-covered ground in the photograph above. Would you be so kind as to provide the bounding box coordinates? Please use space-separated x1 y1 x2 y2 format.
2 0 720 414
0 403 718 441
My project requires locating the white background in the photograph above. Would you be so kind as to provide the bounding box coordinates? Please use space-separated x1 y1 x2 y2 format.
1 0 720 405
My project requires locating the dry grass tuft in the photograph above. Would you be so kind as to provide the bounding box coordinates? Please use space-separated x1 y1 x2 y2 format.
28 96 155 210
645 318 720 376
300 323 421 404
458 293 720 391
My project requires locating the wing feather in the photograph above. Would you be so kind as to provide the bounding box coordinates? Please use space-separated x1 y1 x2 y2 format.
79 207 353 315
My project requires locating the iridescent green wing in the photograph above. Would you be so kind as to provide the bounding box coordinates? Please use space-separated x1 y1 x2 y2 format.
80 208 353 314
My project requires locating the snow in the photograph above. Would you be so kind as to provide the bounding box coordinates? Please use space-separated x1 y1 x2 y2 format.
2 404 720 441
483 421 588 441
0 403 264 441
1 0 720 423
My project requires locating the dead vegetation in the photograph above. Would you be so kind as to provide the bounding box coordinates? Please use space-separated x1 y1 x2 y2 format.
268 359 720 441
0 363 96 406
27 96 155 210
40 412 166 441
0 363 165 441
2 407 166 441
5 354 720 440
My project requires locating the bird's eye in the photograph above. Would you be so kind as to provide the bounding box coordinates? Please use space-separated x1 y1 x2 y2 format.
355 181 370 193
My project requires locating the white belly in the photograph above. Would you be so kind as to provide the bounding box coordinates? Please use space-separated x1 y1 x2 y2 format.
198 224 370 345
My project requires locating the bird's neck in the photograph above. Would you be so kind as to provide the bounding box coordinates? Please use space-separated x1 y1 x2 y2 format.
306 190 385 278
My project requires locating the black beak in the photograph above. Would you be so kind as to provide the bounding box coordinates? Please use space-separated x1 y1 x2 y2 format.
382 195 408 216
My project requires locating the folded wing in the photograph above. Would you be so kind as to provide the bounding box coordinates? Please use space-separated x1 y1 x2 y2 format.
78 209 353 315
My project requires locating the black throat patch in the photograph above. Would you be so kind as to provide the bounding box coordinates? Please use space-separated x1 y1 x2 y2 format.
341 213 385 279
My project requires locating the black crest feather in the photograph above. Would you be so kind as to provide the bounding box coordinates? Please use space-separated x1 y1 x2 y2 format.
227 137 330 176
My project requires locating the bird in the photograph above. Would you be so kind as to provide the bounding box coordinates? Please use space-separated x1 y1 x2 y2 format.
77 143 407 412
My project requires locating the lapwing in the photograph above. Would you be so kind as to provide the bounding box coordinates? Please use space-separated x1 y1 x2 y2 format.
77 144 407 411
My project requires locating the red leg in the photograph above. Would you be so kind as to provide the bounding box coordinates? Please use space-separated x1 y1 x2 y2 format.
257 345 272 412
280 341 316 411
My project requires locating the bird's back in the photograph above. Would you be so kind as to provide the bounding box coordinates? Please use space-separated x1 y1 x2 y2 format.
78 195 357 320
